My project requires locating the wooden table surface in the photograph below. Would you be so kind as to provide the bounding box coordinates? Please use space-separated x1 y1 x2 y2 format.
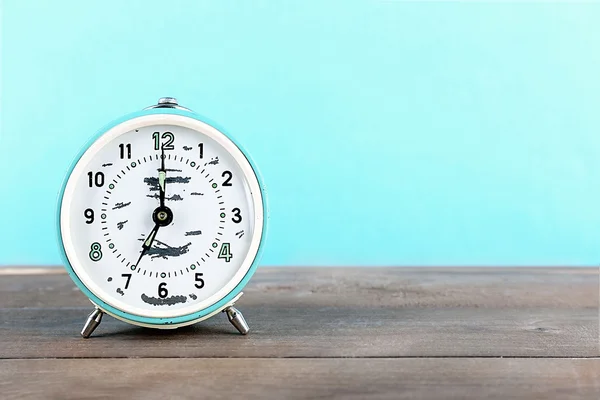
0 267 598 399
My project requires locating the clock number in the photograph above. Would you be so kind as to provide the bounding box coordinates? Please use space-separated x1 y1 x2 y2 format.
222 171 233 186
121 273 132 289
84 208 95 224
232 208 242 223
119 143 132 159
194 273 205 289
89 242 102 262
158 282 168 298
198 143 204 159
163 132 175 150
87 172 105 187
153 132 175 150
218 243 233 262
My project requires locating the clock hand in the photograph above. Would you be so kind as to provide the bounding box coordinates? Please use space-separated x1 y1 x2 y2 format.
134 223 160 267
137 148 173 268
158 147 166 208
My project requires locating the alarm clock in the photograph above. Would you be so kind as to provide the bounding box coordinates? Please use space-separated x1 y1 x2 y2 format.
57 98 267 338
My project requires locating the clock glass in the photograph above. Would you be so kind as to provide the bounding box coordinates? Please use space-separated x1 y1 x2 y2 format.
59 113 264 320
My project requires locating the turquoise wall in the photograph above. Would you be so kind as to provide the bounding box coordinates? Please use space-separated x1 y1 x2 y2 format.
1 1 599 266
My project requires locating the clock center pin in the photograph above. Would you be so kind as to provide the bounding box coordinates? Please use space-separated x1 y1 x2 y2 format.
152 206 173 227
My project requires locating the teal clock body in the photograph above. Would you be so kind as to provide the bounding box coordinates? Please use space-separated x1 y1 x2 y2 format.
57 98 267 337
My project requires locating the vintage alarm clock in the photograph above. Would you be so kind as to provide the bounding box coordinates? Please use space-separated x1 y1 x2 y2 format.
57 98 267 338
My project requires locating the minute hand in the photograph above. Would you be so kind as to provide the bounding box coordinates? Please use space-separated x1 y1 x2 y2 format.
158 148 167 207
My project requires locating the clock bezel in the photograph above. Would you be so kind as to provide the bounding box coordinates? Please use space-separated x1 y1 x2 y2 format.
56 107 268 327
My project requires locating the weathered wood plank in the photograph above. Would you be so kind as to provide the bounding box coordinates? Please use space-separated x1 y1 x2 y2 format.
0 267 597 358
0 267 596 309
1 358 599 400
0 306 596 358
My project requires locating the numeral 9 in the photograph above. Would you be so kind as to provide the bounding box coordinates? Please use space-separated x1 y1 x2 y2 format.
84 208 94 224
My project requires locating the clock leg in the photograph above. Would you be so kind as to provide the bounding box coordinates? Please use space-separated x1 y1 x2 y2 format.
224 306 250 335
81 307 104 338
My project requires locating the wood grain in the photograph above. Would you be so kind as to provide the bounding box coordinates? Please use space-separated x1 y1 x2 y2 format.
1 358 599 400
1 267 597 309
0 267 597 358
0 267 598 399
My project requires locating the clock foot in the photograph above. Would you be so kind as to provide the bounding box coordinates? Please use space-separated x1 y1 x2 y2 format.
224 306 249 335
81 308 104 338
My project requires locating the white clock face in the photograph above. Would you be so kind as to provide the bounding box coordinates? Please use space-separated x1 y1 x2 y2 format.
60 114 264 319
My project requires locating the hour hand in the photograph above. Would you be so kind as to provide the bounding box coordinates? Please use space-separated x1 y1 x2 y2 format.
143 224 160 250
135 224 160 267
158 148 166 207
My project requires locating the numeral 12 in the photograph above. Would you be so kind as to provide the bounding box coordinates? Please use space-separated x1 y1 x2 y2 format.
153 132 175 150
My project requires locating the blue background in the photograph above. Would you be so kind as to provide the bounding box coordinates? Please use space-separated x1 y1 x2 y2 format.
1 1 599 266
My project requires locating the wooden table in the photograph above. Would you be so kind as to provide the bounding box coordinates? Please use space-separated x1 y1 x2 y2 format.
0 267 598 399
